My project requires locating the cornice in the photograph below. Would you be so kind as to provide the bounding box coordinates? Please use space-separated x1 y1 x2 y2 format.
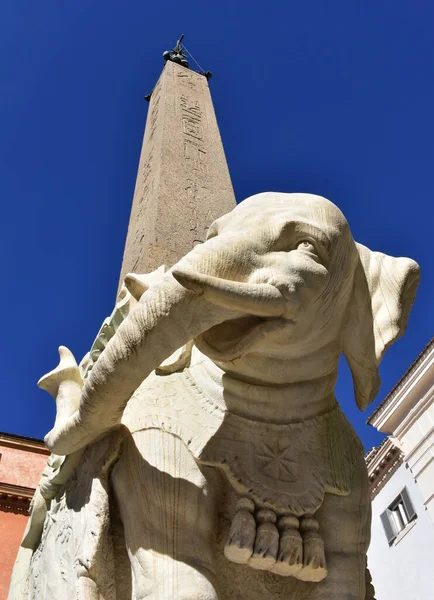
365 437 404 499
0 431 49 455
394 388 434 440
0 482 34 514
367 337 434 430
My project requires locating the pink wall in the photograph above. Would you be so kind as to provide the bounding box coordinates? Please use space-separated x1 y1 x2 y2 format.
0 438 49 599
0 511 28 600
0 443 47 489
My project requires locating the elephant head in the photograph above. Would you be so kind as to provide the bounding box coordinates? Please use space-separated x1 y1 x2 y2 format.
45 193 419 455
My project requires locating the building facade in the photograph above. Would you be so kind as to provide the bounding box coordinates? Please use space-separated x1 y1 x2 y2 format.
367 338 434 599
0 433 48 600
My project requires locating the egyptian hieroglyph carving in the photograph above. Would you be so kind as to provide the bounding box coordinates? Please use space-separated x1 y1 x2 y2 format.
10 193 419 600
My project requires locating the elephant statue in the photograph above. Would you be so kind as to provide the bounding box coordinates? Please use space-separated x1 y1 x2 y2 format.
12 192 419 600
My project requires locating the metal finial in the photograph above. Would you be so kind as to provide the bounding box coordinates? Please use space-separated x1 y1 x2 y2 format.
163 34 189 69
174 34 184 54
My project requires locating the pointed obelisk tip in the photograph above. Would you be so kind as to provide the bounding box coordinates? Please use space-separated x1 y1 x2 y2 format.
122 28 235 291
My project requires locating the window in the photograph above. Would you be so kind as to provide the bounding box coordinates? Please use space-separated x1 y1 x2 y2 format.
380 487 417 545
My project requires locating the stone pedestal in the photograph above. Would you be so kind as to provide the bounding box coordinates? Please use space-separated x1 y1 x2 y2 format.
118 61 236 289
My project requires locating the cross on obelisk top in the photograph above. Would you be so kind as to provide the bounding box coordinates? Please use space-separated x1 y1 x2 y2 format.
117 37 236 291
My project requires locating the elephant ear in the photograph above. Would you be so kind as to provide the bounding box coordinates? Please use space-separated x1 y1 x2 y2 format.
342 243 420 411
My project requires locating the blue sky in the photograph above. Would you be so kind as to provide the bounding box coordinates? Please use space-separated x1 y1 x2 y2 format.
1 1 433 451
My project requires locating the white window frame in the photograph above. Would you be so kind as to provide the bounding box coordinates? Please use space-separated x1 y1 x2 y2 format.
380 486 417 546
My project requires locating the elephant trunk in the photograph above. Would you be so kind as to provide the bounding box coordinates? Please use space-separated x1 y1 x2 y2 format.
44 235 285 456
171 270 286 317
45 274 237 454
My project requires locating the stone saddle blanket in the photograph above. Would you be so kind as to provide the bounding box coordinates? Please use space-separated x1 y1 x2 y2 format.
122 370 364 517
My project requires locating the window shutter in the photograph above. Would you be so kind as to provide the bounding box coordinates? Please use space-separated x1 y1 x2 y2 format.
380 510 396 545
401 487 417 522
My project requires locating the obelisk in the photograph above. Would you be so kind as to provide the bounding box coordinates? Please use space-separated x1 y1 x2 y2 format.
118 42 236 289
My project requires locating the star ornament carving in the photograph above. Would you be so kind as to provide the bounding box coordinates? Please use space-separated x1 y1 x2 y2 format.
255 439 299 482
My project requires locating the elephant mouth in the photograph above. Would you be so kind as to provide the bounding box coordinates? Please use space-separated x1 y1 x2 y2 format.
172 266 297 360
195 315 288 361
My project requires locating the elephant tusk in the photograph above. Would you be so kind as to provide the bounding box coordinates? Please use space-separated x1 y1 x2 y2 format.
124 265 167 301
172 269 286 318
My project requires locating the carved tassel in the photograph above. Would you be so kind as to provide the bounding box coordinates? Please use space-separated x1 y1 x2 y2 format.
272 516 303 577
249 509 279 570
365 565 377 600
224 498 256 564
297 516 327 582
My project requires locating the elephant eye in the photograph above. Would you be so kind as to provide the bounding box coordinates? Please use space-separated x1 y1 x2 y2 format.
296 240 316 254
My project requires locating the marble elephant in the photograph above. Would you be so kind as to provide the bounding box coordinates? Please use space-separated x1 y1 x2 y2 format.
13 193 419 600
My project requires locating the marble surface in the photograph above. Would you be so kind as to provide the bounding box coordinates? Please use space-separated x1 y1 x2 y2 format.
9 193 419 599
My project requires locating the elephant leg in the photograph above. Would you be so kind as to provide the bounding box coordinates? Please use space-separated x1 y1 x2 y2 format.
311 455 372 600
111 428 219 600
